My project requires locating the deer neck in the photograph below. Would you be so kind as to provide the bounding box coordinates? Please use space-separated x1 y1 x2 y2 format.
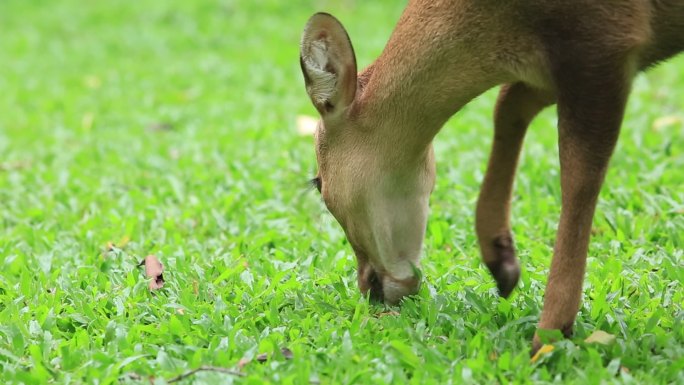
355 3 514 156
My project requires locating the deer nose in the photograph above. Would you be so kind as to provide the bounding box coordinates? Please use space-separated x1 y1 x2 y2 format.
381 274 420 304
358 264 420 304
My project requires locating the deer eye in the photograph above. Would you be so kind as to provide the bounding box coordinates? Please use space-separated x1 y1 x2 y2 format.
310 177 322 193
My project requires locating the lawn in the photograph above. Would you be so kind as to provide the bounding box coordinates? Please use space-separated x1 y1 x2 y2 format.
0 1 682 384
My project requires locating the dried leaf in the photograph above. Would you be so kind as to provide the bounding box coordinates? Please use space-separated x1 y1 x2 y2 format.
530 344 554 363
192 280 199 296
378 311 400 318
0 160 31 172
147 122 175 132
105 236 130 252
652 115 682 131
83 75 101 89
106 241 116 252
139 255 165 290
584 330 616 345
280 347 293 360
255 348 294 363
118 236 130 248
296 115 318 136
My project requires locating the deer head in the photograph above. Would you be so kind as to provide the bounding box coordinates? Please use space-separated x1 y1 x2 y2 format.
300 13 436 304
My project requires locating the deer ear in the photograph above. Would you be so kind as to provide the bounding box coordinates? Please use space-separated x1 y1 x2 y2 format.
300 13 357 115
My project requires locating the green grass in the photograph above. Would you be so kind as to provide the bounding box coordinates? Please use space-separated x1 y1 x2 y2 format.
0 1 682 384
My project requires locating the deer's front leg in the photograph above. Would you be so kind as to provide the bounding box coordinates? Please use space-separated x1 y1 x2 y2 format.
533 66 632 352
477 83 553 297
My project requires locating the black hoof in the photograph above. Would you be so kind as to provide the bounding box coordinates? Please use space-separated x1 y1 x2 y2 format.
486 235 520 298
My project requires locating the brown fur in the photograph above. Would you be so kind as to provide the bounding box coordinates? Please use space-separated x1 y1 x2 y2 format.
300 0 684 352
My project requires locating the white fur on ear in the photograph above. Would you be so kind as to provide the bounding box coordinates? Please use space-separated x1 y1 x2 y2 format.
301 39 337 106
300 13 357 113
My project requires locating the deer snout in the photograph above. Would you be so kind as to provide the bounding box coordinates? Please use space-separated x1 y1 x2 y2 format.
357 263 420 304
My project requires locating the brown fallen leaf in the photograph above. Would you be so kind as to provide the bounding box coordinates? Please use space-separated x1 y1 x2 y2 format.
139 255 165 290
105 236 131 252
0 160 31 172
192 280 199 296
255 347 294 363
147 122 176 132
584 330 616 345
281 347 293 360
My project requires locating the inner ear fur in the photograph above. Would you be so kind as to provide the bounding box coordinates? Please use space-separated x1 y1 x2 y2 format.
300 13 358 115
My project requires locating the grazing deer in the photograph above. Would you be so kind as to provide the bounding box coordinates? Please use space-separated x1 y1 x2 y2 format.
299 0 684 351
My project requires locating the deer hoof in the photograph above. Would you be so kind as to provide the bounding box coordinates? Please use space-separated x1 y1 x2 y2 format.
485 235 520 298
530 324 574 356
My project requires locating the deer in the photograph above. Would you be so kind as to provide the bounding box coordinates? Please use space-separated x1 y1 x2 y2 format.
299 0 684 352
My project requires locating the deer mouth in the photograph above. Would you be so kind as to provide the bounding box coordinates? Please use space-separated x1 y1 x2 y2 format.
357 262 384 302
358 263 421 304
366 269 385 302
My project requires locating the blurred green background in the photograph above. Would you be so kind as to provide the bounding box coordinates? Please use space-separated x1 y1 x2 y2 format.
0 1 682 384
